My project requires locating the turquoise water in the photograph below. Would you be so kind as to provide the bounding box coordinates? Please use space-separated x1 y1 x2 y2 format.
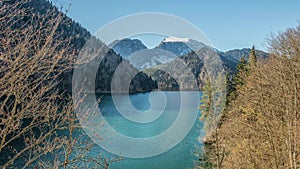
92 91 204 169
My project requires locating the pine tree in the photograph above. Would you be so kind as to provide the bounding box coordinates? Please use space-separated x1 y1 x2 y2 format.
225 71 234 105
227 56 249 101
248 45 257 69
199 77 212 123
200 71 227 132
199 72 227 168
234 55 248 87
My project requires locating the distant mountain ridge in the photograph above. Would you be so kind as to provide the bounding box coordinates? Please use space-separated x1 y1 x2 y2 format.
110 37 268 70
144 51 206 91
127 49 178 70
110 37 207 69
218 48 269 71
155 38 193 56
144 48 268 91
109 38 147 58
109 37 268 91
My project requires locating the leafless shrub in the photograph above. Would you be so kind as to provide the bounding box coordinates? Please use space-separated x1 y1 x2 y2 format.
0 1 119 168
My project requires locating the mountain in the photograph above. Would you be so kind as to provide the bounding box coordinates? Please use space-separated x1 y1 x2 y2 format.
109 38 147 58
123 37 207 70
92 48 157 93
144 48 268 91
144 50 208 91
155 37 195 56
1 0 157 94
106 35 268 91
127 48 178 70
218 48 269 71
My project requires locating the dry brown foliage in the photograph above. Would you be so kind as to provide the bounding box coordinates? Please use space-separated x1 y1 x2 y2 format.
208 24 300 169
0 1 119 168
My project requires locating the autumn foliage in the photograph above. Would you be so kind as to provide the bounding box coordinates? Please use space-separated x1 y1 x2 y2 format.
201 24 300 169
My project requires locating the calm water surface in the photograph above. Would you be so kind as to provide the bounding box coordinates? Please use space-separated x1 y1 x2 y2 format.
89 91 204 169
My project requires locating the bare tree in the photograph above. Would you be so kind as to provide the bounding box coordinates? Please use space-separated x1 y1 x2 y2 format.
0 1 119 168
211 24 300 169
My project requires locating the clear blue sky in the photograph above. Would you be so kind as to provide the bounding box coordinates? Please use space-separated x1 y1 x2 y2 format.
52 0 300 51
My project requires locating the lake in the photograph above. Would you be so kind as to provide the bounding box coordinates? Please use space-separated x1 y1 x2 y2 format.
86 91 204 169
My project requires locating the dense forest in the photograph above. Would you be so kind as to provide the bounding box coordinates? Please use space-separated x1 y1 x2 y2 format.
199 25 300 169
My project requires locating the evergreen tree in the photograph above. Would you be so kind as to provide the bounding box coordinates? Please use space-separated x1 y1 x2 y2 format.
199 77 212 123
248 45 257 69
227 47 257 102
234 55 248 86
200 72 227 131
225 71 234 105
199 72 227 168
227 56 249 101
213 72 227 117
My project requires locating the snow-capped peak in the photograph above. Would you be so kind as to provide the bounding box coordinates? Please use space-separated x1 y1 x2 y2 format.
162 36 190 43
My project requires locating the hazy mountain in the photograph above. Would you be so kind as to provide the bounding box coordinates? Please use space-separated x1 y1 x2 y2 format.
123 37 206 70
109 38 147 58
127 48 178 70
144 50 208 91
106 35 269 91
144 47 268 91
155 37 199 56
218 48 269 71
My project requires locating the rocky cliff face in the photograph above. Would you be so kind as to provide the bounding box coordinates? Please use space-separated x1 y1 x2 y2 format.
109 38 147 58
155 39 192 56
144 51 206 91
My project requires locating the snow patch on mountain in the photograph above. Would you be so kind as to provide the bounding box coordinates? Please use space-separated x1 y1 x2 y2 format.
127 49 178 70
109 38 147 58
163 36 190 42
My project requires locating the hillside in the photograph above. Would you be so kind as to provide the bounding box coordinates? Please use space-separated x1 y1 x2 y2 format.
144 50 206 91
218 48 269 71
0 0 157 94
144 48 268 91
